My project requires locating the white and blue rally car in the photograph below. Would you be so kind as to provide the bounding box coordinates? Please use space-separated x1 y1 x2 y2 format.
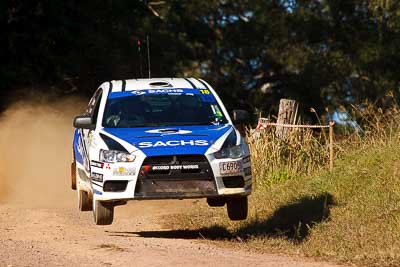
72 78 252 225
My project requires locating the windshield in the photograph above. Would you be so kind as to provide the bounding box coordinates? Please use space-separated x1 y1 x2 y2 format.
102 89 228 128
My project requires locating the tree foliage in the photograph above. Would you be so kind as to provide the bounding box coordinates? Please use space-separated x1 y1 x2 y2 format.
1 0 400 115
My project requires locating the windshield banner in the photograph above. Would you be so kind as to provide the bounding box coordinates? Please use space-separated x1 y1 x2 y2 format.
108 88 216 103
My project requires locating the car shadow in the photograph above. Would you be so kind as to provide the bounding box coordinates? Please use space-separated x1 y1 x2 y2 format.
236 193 336 242
106 225 231 240
108 193 336 243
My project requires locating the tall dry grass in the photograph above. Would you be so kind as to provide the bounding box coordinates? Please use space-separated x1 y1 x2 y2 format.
339 96 400 150
248 93 400 186
248 126 329 186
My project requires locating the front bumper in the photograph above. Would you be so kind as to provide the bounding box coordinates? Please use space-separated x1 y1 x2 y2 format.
87 154 252 201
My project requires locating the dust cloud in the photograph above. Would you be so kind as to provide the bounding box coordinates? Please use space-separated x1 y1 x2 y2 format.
0 95 198 214
0 96 87 207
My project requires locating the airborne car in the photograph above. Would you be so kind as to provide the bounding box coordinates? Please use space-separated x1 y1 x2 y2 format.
72 78 252 225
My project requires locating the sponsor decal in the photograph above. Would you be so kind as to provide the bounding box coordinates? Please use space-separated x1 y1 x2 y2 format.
77 132 90 172
77 135 84 156
219 160 243 175
131 91 146 95
199 89 210 94
138 140 209 148
152 165 170 171
148 89 183 94
91 160 104 168
151 165 199 171
93 189 103 195
199 89 216 102
91 172 103 182
113 166 136 176
145 129 192 135
131 89 184 95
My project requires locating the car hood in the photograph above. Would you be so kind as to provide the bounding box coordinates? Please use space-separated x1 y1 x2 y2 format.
102 124 232 156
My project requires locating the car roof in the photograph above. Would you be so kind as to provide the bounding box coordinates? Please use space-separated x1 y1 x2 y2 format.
107 78 210 93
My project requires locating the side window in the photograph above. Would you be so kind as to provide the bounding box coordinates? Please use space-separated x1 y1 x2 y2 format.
91 91 103 124
86 89 102 115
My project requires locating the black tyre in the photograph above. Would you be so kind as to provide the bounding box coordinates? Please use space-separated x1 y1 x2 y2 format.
227 196 248 221
93 200 114 225
78 190 93 211
71 161 77 190
207 198 225 207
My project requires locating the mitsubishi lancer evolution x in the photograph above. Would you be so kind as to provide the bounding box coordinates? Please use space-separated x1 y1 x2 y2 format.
71 78 252 225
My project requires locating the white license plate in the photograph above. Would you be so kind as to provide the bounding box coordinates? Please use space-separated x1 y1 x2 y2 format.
219 161 243 175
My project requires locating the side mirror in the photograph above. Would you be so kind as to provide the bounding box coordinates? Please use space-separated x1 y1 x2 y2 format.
232 110 250 124
73 115 95 130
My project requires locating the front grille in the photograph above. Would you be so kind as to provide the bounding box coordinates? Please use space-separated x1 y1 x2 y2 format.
139 155 213 180
142 155 207 164
135 155 217 198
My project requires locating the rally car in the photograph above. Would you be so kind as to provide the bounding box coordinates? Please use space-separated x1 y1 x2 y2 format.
71 78 252 225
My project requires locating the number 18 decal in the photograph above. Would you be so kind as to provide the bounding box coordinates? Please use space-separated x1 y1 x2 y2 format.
200 89 210 94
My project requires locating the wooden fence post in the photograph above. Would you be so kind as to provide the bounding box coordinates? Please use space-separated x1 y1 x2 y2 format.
276 99 298 139
329 121 335 171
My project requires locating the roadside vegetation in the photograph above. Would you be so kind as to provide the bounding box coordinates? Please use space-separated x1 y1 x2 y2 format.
168 95 400 267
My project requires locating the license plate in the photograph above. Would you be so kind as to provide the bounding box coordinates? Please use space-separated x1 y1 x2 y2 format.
219 161 243 175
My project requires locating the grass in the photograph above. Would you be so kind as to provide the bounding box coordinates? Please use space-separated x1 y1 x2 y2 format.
166 96 400 266
248 125 330 186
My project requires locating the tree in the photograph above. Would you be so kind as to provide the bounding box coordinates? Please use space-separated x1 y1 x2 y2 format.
1 0 400 117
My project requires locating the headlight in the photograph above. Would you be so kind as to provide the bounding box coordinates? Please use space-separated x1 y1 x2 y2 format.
99 149 136 163
213 130 246 159
214 144 245 159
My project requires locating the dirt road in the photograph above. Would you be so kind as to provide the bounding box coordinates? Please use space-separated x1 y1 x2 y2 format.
0 99 341 266
0 200 342 267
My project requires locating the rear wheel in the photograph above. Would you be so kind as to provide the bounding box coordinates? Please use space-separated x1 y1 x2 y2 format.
71 161 77 190
227 196 248 221
93 199 114 225
207 198 225 207
78 190 93 211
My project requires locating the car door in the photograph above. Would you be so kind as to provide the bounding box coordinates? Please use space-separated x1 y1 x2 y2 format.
81 88 103 174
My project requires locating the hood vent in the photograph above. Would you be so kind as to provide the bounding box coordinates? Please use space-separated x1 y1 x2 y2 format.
149 81 172 87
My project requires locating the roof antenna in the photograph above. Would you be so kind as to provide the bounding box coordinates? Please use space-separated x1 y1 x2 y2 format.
137 39 143 78
146 35 151 78
144 0 152 79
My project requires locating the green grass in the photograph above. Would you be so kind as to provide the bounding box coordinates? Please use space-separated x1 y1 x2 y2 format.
166 98 400 266
167 140 400 267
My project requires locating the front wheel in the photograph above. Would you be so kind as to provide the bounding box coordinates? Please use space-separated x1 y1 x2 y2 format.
226 196 248 221
207 198 225 207
78 190 93 211
93 199 114 225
